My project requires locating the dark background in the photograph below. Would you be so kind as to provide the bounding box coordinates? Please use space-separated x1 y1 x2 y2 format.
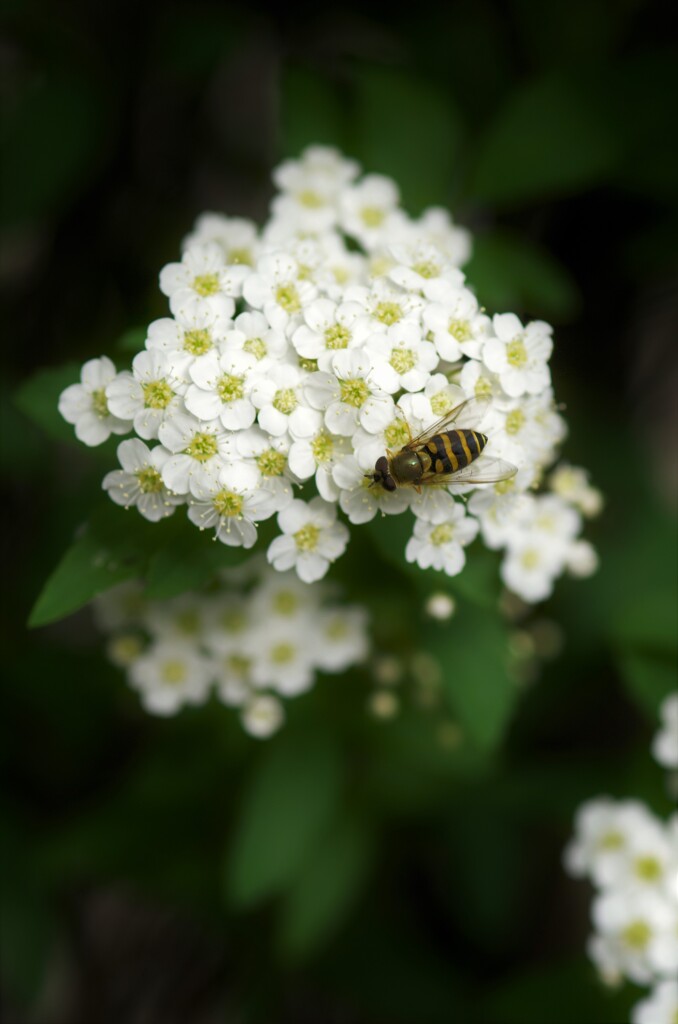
2 2 677 1022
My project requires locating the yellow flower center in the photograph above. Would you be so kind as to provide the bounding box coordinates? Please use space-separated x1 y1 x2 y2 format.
273 591 299 614
384 419 411 448
634 856 662 882
375 301 402 325
228 247 252 266
175 610 200 635
598 831 624 850
506 409 525 435
430 523 454 546
622 920 651 950
361 206 385 228
520 549 540 570
326 618 348 639
185 432 218 462
243 337 267 360
275 283 301 313
217 374 245 403
142 379 174 410
325 324 351 350
227 653 250 676
192 273 220 296
507 338 528 367
161 659 187 684
298 357 318 372
183 329 212 355
294 523 320 551
213 490 243 517
298 189 324 208
136 467 164 493
339 378 369 408
390 348 417 375
474 375 493 398
431 391 454 416
271 642 295 664
412 259 439 279
91 388 109 418
257 448 286 477
220 610 247 633
273 387 298 414
311 430 334 463
449 319 472 341
494 477 515 496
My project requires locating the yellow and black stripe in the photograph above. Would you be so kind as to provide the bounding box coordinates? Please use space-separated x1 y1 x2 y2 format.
422 429 487 475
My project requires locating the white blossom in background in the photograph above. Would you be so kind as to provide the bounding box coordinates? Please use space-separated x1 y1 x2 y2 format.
652 693 678 770
93 560 369 738
59 144 598 597
565 716 678 1013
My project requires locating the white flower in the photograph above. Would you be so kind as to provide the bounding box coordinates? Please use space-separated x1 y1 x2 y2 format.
222 310 288 367
589 888 678 984
235 427 294 511
653 694 678 770
405 499 479 575
250 362 318 439
410 206 471 267
144 306 232 379
422 284 491 362
304 349 396 436
244 623 316 695
563 798 660 886
105 350 185 440
143 592 209 641
549 463 603 517
128 640 214 715
396 376 466 428
267 497 349 582
500 538 561 603
565 539 599 577
184 349 259 430
631 980 678 1024
366 321 438 393
159 242 249 319
187 462 278 548
58 356 132 446
388 241 465 297
288 425 351 502
241 694 285 738
242 251 318 331
343 278 425 333
339 174 405 249
158 412 232 494
291 297 371 369
182 214 259 267
311 607 370 671
103 439 184 521
483 313 553 398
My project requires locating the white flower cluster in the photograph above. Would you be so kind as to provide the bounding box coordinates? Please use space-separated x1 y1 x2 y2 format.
59 145 599 599
652 693 678 771
564 698 678 1024
93 559 369 738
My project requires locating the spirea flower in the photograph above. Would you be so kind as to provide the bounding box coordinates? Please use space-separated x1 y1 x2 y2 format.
93 562 369 737
59 145 598 595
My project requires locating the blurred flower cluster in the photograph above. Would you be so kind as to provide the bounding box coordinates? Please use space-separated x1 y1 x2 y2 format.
93 559 369 738
59 145 600 600
564 692 678 1024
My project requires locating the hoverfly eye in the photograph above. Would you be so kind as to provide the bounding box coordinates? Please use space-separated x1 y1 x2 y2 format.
384 476 397 492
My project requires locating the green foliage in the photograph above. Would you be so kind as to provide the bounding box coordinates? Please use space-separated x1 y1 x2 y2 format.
226 730 344 908
14 362 84 445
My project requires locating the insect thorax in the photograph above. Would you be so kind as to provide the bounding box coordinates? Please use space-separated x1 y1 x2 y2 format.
390 451 424 484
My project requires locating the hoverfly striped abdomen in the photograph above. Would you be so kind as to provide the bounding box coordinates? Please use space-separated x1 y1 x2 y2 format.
422 428 487 476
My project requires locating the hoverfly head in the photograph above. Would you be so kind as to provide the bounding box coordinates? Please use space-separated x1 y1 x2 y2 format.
371 455 397 492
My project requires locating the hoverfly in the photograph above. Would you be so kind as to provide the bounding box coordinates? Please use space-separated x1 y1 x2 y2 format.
370 395 517 493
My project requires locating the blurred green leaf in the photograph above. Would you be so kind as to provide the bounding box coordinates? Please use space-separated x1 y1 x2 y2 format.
116 327 147 354
14 362 84 444
144 529 249 599
465 229 580 320
226 731 343 908
617 651 677 719
1 71 107 226
277 815 374 962
432 605 516 750
353 65 464 213
468 73 618 206
281 66 347 158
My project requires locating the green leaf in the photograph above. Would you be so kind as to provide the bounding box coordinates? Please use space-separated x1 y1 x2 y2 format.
28 524 146 628
144 530 249 600
277 816 373 962
14 362 84 444
432 604 516 750
617 651 677 719
468 73 618 207
353 66 464 213
281 66 347 158
226 730 344 908
116 327 147 354
465 229 580 321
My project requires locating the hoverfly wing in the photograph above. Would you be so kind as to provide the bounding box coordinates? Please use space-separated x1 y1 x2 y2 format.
444 456 518 487
402 395 491 450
